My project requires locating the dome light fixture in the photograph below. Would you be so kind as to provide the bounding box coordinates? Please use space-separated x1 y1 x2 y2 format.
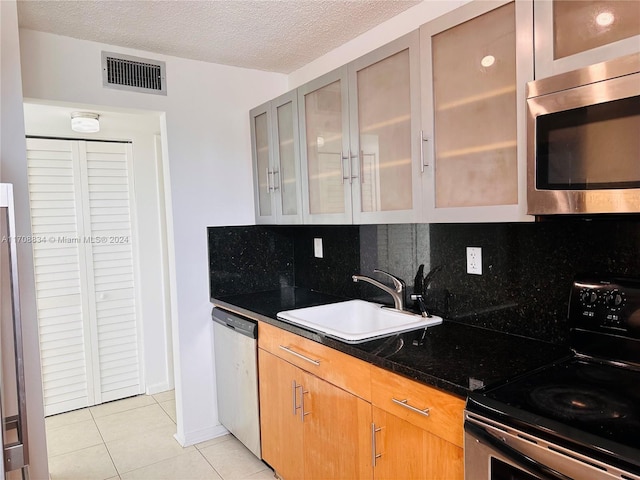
596 11 615 27
481 55 496 68
71 112 100 133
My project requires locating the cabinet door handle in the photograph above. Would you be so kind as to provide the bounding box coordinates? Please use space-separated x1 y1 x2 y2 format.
350 150 359 184
419 131 429 172
279 345 321 366
292 380 301 416
392 397 430 417
340 151 349 185
371 423 382 467
273 169 280 191
301 387 310 422
340 150 351 185
266 167 273 192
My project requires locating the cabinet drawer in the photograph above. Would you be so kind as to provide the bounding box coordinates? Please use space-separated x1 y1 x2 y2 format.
371 366 465 447
258 321 371 401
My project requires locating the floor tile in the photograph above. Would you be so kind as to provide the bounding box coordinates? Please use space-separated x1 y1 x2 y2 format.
246 469 276 480
90 395 157 419
49 444 117 480
195 434 232 451
47 419 103 457
45 408 93 430
152 390 175 403
94 404 175 443
199 435 268 480
120 450 222 480
106 424 193 473
159 399 176 422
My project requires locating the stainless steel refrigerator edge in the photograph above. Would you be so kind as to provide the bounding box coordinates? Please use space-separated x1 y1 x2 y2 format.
1 184 30 478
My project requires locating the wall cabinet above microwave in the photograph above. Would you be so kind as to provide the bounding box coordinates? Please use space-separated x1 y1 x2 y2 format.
534 0 640 78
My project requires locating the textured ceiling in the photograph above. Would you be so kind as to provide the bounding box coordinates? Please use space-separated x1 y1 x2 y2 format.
17 0 421 73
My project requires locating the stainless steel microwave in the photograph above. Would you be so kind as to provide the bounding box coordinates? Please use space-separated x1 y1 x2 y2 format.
527 53 640 215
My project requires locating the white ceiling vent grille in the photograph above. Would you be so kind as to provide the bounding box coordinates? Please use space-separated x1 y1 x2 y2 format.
102 51 167 95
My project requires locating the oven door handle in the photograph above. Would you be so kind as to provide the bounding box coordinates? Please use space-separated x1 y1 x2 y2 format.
465 422 573 480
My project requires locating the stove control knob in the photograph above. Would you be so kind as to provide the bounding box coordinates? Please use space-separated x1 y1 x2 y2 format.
605 290 625 309
580 289 598 306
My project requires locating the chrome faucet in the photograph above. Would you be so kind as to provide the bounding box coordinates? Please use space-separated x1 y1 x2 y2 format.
352 269 405 311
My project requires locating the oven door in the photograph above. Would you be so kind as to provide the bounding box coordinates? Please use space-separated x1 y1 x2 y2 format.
464 412 639 480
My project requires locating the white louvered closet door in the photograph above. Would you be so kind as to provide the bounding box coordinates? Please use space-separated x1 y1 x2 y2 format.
26 138 143 416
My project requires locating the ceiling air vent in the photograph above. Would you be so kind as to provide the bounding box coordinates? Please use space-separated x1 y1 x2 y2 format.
102 51 167 95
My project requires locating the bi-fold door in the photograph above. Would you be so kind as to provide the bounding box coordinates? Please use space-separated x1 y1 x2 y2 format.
26 138 143 416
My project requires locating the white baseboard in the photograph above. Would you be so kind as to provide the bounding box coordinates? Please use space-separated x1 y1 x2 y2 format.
145 381 173 395
174 424 229 447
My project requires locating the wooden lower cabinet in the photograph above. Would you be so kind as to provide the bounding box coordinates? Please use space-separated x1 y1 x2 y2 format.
259 349 304 480
302 373 371 479
258 348 371 480
372 406 463 480
258 325 465 480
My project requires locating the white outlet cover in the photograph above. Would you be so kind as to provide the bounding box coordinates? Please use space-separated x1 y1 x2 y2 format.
314 238 323 258
466 246 482 275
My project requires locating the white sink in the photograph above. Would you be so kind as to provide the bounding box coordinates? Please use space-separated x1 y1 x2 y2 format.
277 300 442 344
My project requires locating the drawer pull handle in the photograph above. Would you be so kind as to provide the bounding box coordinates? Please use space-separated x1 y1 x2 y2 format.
392 398 430 417
279 345 321 366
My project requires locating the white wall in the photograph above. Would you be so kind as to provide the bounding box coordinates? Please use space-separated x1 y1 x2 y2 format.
23 102 174 395
288 0 471 88
19 29 287 445
0 2 49 478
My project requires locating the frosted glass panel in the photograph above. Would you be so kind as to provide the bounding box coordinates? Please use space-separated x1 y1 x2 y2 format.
277 102 298 216
305 81 345 215
553 0 640 59
432 2 518 208
357 49 412 213
254 113 272 216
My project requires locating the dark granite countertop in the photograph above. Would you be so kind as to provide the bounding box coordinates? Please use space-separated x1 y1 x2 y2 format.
212 287 571 399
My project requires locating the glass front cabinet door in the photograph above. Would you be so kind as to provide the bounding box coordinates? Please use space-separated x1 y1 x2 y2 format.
298 32 422 224
420 0 533 222
250 90 303 224
535 0 640 78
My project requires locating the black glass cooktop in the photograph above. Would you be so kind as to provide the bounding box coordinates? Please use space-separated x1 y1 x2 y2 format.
483 357 640 452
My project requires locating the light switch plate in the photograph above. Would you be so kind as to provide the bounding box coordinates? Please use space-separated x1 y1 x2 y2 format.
314 238 323 258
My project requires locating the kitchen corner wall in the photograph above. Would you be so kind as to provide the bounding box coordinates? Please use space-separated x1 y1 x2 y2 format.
208 217 640 345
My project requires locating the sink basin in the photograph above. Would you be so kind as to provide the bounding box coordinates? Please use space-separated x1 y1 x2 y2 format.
277 300 442 344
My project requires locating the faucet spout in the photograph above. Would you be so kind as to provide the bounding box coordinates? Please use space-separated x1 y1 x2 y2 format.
352 270 405 310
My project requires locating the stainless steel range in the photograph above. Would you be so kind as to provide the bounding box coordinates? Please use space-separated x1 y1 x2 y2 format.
464 275 640 480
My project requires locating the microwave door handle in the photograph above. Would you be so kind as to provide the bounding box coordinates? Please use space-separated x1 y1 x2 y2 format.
465 422 572 480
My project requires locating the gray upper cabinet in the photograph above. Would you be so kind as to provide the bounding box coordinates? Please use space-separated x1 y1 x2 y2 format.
251 90 303 224
298 32 422 224
420 0 533 223
534 0 640 78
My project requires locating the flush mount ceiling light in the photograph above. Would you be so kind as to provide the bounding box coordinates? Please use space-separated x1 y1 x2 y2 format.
481 55 496 68
71 112 100 133
596 11 615 27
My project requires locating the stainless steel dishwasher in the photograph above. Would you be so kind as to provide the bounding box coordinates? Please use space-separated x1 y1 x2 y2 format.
212 307 261 458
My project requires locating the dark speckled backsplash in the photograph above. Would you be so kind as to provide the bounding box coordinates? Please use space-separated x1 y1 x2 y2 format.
208 217 640 344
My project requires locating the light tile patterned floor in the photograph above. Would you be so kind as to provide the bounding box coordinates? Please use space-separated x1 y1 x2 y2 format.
45 391 275 480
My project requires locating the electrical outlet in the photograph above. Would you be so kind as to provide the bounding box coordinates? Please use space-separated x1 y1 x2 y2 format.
314 238 323 258
466 247 482 275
